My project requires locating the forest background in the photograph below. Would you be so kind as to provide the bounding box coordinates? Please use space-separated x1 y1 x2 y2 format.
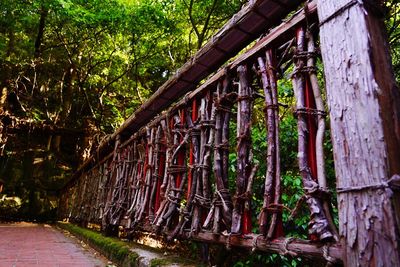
0 0 247 218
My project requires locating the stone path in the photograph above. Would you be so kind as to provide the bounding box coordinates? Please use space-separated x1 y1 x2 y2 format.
0 223 108 267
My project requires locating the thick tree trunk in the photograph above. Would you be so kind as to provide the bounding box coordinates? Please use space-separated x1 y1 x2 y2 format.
318 1 400 266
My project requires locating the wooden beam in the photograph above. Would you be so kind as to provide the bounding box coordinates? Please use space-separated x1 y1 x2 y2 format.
318 0 400 266
130 223 343 263
189 232 342 263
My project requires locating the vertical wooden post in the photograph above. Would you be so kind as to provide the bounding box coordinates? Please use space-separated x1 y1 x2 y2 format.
318 1 400 266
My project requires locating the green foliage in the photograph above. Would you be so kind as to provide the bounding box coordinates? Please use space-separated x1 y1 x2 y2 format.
150 258 174 267
232 252 308 267
0 0 243 223
386 0 400 83
0 0 243 132
0 195 22 218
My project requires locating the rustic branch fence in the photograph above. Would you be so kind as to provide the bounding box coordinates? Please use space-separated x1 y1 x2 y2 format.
59 1 400 266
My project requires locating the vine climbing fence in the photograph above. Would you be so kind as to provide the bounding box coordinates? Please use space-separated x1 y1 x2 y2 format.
59 1 400 266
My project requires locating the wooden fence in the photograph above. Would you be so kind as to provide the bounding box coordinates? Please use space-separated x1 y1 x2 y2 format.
59 1 400 266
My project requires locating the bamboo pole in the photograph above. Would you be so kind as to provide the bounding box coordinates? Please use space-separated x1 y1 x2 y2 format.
101 137 120 229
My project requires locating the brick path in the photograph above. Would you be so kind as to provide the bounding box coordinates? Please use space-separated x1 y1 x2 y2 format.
0 223 107 267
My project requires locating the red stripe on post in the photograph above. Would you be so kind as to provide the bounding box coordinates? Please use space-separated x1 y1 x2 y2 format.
305 77 318 180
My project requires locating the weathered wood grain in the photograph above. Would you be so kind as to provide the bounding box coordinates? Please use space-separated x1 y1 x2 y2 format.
318 0 400 265
231 65 253 235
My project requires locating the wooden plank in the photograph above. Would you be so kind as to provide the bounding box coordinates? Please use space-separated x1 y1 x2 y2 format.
318 0 400 266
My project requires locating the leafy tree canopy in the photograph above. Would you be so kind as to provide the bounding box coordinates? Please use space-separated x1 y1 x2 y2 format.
0 0 243 220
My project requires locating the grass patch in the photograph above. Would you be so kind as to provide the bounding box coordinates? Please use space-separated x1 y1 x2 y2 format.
57 222 138 266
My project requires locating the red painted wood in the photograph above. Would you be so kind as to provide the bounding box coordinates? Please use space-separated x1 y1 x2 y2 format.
187 99 197 200
142 139 150 214
154 141 165 212
242 209 252 234
274 213 284 238
305 77 318 180
176 109 186 188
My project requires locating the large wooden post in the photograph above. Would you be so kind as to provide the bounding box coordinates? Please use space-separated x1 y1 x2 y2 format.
318 1 400 266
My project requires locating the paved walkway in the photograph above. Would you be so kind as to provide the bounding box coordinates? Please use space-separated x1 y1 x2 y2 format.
0 223 108 267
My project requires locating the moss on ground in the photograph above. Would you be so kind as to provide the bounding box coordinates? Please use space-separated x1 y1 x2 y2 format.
57 222 138 266
150 256 200 267
150 258 171 267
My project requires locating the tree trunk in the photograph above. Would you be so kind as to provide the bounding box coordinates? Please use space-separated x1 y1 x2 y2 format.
34 5 48 59
318 1 400 266
79 117 97 165
54 66 75 152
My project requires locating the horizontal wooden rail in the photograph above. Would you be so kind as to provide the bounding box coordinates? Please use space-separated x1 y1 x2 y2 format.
190 232 342 263
136 222 342 263
135 223 342 263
